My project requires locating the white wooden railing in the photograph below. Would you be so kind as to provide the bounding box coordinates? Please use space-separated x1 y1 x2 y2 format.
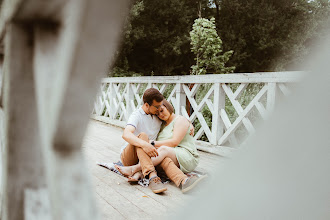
91 72 304 149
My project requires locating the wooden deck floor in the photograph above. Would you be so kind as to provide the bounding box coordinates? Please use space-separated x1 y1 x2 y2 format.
82 120 225 220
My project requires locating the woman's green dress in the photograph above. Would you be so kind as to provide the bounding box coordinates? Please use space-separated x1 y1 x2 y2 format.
157 116 199 173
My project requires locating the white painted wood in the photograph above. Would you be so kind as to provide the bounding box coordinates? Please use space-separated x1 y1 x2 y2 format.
176 83 186 115
102 85 111 117
195 140 236 157
255 102 267 119
194 127 205 141
183 84 212 141
159 84 167 94
24 188 51 220
125 83 134 119
186 112 197 128
222 84 255 134
101 72 304 84
2 22 47 220
113 83 127 121
94 72 301 149
190 83 201 97
181 106 190 120
211 83 225 145
91 115 127 128
1 0 130 219
218 85 268 145
233 83 248 99
167 84 177 108
220 109 232 130
132 84 143 109
196 85 214 111
278 83 291 96
267 82 277 112
220 109 239 146
206 99 214 113
109 83 116 119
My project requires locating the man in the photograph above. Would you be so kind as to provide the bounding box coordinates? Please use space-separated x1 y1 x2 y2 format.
119 88 167 193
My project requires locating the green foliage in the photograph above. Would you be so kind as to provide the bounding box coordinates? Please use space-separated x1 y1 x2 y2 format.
190 18 235 74
216 0 330 72
110 0 330 75
112 0 197 76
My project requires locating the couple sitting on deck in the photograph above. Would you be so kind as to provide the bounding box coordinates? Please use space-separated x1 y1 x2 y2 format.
115 88 205 194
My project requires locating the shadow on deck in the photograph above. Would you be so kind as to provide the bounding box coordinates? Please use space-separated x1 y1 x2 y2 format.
83 120 226 220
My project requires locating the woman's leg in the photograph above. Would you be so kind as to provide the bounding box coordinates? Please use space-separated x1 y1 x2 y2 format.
116 146 179 176
159 157 187 187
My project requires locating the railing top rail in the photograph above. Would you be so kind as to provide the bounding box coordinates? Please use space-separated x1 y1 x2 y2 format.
101 71 305 84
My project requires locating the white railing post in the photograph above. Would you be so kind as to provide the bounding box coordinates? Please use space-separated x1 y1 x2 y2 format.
109 82 116 119
211 83 226 145
125 83 134 120
175 83 186 115
267 82 277 112
103 84 110 118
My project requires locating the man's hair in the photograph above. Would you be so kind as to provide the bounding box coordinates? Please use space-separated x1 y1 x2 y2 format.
162 99 174 115
143 88 164 105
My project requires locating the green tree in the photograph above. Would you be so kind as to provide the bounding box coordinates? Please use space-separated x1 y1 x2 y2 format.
111 0 330 76
112 0 198 76
190 17 235 74
217 0 328 72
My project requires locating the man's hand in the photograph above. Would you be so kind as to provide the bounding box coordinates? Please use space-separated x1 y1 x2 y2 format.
142 143 158 157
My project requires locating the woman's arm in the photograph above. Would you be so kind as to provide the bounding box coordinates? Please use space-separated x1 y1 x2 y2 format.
153 116 190 148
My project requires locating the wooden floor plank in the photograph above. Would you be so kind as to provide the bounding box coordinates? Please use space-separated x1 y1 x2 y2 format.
94 191 126 220
85 149 188 218
85 147 169 218
92 175 149 220
82 120 224 219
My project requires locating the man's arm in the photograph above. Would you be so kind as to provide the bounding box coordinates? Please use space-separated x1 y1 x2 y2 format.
122 125 158 157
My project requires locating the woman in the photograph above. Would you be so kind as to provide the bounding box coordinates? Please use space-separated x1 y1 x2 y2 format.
154 99 199 173
116 100 200 190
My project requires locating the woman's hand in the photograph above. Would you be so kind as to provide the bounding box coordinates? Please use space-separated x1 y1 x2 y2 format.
189 123 194 136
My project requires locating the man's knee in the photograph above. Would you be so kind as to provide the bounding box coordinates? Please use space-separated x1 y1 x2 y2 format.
138 132 149 141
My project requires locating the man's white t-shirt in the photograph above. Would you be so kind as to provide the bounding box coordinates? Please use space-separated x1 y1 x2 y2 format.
121 107 162 152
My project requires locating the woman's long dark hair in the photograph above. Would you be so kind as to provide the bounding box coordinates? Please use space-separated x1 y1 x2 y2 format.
162 99 174 115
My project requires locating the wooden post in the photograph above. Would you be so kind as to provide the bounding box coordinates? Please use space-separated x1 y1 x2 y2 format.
211 83 225 145
2 23 47 220
0 0 130 219
125 83 134 120
175 83 186 115
267 82 277 112
109 83 116 119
